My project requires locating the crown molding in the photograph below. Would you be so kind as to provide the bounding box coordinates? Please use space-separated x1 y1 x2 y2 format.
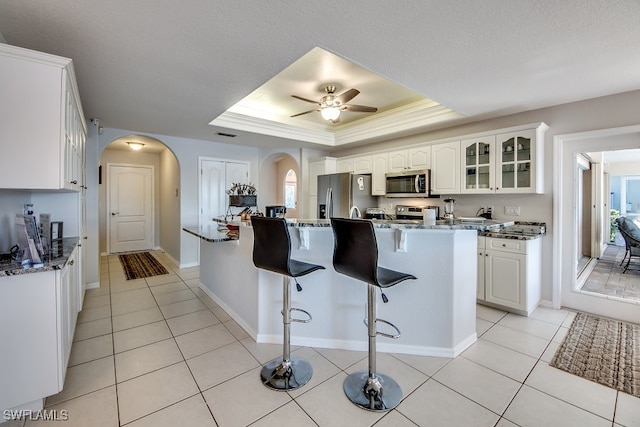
210 99 464 147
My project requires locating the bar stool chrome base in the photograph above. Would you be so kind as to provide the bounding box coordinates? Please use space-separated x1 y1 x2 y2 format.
260 356 313 391
344 370 402 412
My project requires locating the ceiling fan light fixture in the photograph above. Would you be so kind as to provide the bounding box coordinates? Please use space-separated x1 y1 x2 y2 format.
127 142 145 151
321 107 340 121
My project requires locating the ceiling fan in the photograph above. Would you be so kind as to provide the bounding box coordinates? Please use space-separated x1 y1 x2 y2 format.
290 85 378 123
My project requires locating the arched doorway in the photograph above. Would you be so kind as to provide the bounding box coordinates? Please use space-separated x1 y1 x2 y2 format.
259 153 300 218
98 135 180 255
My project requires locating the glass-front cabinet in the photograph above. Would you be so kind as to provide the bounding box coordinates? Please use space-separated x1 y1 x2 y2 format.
461 136 496 193
496 129 536 193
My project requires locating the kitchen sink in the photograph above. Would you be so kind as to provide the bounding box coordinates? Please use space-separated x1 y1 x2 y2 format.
491 224 545 236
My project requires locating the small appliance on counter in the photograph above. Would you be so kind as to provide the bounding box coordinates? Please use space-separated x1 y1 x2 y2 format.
364 207 386 220
265 205 286 218
443 198 456 220
395 205 440 220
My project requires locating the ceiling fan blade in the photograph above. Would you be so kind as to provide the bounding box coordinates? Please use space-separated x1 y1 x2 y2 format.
335 88 360 104
291 95 321 105
343 104 378 113
290 109 318 118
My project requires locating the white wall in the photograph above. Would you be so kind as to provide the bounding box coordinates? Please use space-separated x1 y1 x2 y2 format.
159 148 181 261
0 190 32 252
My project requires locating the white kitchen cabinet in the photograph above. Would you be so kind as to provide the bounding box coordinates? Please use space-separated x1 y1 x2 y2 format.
0 243 81 413
477 236 486 300
461 136 496 193
371 152 388 196
408 145 431 170
0 44 86 191
496 127 544 194
307 157 336 218
478 237 541 315
387 150 409 172
430 141 461 194
337 155 372 174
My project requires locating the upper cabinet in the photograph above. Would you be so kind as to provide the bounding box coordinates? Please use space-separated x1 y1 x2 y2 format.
431 141 461 195
0 44 86 191
461 124 547 194
461 136 496 193
496 128 543 193
337 155 372 174
371 153 388 196
386 146 431 172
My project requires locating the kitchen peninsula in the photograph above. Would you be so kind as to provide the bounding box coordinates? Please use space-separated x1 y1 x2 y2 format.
184 219 512 357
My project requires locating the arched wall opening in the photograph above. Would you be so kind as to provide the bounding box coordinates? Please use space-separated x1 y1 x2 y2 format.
259 153 300 218
98 135 181 260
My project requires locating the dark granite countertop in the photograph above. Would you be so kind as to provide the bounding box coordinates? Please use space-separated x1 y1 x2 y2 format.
0 237 80 277
183 225 239 243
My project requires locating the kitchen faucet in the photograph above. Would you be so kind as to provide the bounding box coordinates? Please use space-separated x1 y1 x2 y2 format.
349 206 362 219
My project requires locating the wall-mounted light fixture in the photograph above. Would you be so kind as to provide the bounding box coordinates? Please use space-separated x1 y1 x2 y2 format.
127 142 144 151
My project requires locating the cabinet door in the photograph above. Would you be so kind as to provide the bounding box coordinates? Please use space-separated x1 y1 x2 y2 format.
337 159 354 173
496 129 537 193
387 150 409 172
461 136 496 193
408 146 431 170
485 250 526 310
477 237 486 300
371 153 388 196
431 141 460 194
353 155 372 174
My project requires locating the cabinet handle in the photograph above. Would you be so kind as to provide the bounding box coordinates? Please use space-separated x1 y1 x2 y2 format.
485 253 488 257
69 260 75 265
71 180 78 184
502 243 506 247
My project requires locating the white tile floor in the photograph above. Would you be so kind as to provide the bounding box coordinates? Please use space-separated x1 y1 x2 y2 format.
9 251 640 426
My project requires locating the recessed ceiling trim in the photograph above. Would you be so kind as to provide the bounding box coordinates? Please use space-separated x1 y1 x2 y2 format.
211 99 464 147
212 112 336 145
334 104 464 146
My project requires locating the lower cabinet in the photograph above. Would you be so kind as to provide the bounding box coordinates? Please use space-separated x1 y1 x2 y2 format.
477 236 541 316
0 245 80 412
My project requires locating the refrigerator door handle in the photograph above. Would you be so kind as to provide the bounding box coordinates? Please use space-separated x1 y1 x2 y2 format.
415 174 420 193
326 188 332 218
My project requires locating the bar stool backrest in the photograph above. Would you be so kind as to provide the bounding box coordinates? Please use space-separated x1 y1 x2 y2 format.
251 216 292 276
330 217 379 285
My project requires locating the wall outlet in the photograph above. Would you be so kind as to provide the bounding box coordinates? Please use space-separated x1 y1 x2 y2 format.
505 206 521 216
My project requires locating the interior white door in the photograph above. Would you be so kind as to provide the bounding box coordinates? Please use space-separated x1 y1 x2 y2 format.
200 160 226 225
108 165 153 253
200 160 249 225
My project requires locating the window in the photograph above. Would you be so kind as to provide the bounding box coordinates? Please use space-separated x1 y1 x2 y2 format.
284 169 297 209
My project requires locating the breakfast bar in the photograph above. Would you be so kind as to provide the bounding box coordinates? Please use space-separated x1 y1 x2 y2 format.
184 219 509 357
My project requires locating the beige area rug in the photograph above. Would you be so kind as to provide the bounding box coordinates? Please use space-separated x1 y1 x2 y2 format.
118 252 169 280
550 312 640 397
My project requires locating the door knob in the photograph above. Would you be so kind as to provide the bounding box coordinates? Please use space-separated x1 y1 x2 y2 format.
111 212 119 216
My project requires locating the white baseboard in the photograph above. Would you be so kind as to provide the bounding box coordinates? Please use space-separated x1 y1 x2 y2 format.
85 282 100 290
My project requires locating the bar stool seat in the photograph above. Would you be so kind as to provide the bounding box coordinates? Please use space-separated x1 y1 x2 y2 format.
251 216 325 391
330 217 416 411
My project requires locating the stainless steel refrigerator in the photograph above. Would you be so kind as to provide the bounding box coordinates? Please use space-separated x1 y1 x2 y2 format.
317 173 377 219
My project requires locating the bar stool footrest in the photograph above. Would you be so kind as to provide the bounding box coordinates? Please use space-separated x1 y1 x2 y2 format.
343 371 402 412
260 356 313 391
290 307 312 323
363 317 401 339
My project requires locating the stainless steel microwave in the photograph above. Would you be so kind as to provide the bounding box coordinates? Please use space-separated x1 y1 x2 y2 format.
385 169 432 197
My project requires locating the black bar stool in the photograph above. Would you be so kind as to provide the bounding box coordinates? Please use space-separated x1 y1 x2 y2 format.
330 217 416 411
251 216 325 391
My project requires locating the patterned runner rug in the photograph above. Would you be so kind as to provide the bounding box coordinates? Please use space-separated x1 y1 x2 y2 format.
550 312 640 397
118 252 169 280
